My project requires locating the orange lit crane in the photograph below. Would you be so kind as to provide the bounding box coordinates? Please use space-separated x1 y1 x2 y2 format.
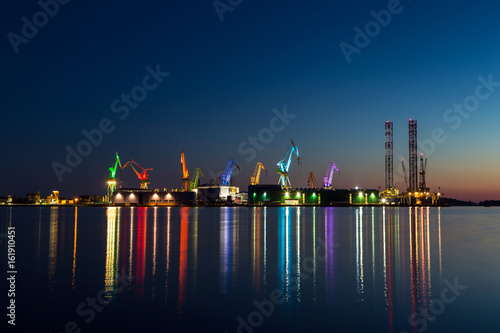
307 171 319 189
250 162 267 185
123 159 152 189
181 149 190 191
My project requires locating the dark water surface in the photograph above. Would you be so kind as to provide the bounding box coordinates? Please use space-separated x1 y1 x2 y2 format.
1 206 499 332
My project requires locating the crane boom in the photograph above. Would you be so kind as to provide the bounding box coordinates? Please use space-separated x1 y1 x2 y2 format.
251 162 267 185
307 172 319 189
122 159 152 189
221 159 240 185
401 159 409 192
181 149 190 191
323 161 339 189
106 152 123 199
277 139 301 189
108 152 122 179
190 167 204 190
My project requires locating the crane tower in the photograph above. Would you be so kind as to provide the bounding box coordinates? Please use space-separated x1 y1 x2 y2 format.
408 119 418 192
385 121 393 190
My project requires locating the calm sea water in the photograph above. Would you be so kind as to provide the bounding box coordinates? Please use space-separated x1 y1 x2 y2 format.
1 206 499 332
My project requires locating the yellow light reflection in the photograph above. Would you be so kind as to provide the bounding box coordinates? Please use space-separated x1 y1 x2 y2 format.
105 207 119 298
72 207 78 289
48 207 58 300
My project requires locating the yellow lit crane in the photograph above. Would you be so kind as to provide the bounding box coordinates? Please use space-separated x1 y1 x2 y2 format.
251 162 267 185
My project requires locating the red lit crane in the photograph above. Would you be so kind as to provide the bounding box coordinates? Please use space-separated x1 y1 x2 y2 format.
123 159 153 189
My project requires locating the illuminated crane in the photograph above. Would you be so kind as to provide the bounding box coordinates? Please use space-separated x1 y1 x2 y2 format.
401 159 409 192
180 149 190 192
418 153 429 192
277 139 301 189
221 159 240 185
323 161 339 189
251 162 267 185
190 167 204 190
107 152 122 198
123 159 152 189
307 172 319 189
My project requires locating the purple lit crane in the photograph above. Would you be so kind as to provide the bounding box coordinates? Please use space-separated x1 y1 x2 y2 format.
323 161 339 189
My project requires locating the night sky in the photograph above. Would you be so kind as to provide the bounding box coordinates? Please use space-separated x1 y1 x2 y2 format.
2 0 499 201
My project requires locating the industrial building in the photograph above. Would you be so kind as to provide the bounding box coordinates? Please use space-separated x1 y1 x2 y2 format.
112 188 195 206
248 185 379 206
197 185 239 203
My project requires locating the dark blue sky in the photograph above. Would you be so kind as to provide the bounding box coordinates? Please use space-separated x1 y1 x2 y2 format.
2 0 500 201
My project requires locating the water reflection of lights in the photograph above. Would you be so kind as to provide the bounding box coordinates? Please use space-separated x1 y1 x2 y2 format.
135 207 147 299
251 207 264 297
152 207 158 299
178 207 189 314
165 207 171 301
220 207 236 294
355 207 364 298
48 207 58 301
105 207 119 299
72 207 78 289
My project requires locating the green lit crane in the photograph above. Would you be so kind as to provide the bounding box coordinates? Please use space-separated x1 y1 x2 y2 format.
107 152 122 199
190 167 204 190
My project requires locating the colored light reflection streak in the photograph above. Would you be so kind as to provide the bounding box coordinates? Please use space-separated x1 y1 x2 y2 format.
438 207 442 281
190 208 198 293
220 207 234 294
165 207 171 301
325 207 335 303
251 207 264 297
72 207 78 289
152 207 158 300
129 207 134 290
355 208 364 298
296 207 301 303
282 207 291 301
371 207 376 290
105 207 120 298
312 207 317 304
135 207 147 299
263 207 267 291
383 207 394 333
48 207 58 301
178 207 189 314
406 206 441 332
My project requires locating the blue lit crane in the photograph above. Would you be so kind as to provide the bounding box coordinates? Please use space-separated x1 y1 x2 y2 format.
323 161 339 189
277 139 301 189
221 159 240 185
